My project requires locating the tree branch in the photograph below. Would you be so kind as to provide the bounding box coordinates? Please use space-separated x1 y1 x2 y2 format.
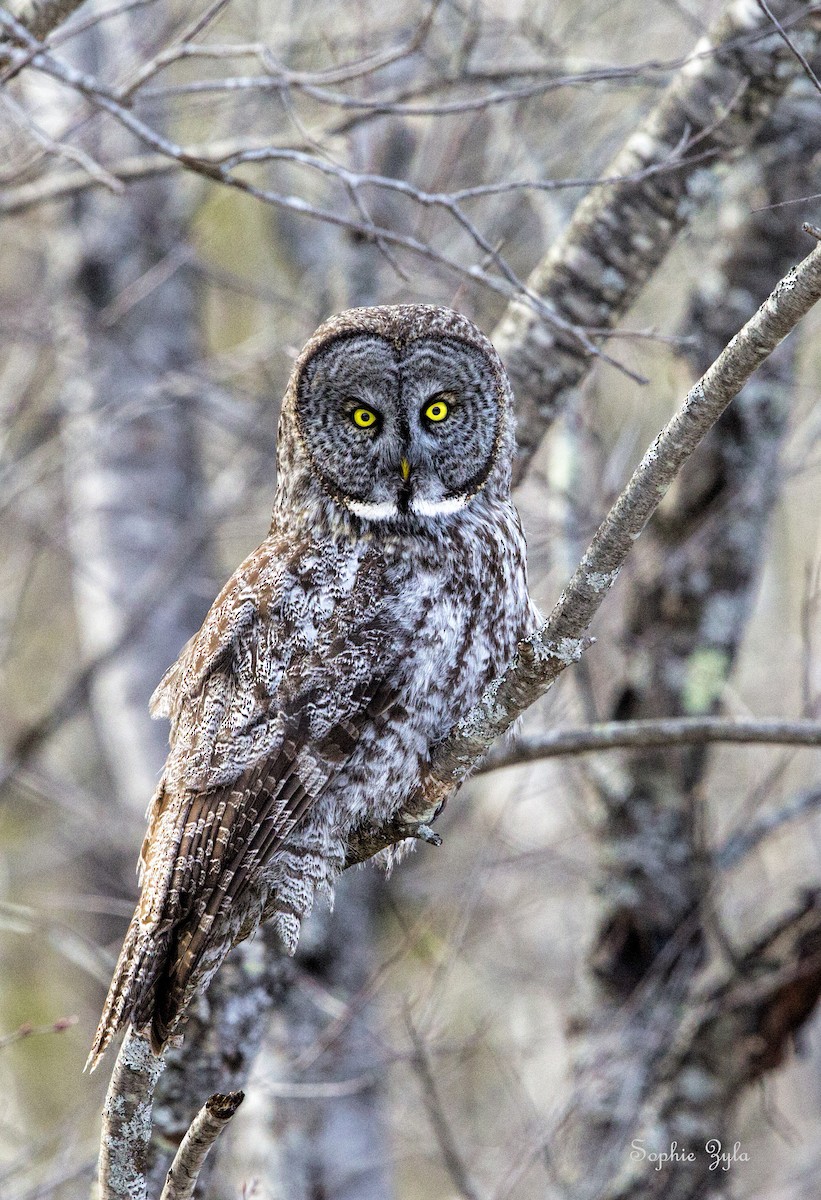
98 1029 165 1200
159 1091 244 1200
717 783 821 868
478 716 821 771
406 1016 484 1200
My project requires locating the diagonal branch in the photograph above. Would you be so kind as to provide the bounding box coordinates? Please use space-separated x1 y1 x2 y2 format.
406 1015 485 1200
346 229 821 862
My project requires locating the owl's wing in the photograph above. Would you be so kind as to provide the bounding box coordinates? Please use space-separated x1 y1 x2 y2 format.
145 607 399 940
89 544 406 1065
148 556 273 743
144 655 401 1049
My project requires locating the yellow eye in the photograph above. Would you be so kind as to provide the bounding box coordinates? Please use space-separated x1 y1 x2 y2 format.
423 398 449 423
352 407 378 429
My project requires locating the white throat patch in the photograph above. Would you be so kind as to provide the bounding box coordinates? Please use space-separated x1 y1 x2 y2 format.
346 498 399 521
411 494 468 518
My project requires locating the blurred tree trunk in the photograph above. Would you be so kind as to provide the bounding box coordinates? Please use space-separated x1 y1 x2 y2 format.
50 19 210 815
493 0 821 480
55 180 209 809
555 77 821 1199
45 12 231 1195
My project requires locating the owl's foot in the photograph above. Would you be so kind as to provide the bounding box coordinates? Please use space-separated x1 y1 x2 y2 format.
413 823 443 846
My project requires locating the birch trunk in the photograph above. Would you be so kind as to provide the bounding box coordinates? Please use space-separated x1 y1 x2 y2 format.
493 0 821 480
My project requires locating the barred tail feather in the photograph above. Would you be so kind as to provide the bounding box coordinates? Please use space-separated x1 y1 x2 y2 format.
84 916 166 1073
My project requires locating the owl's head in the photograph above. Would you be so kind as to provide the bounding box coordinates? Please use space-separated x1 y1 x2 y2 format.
278 305 515 524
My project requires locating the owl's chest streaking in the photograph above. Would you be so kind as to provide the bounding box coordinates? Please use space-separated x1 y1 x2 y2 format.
326 501 533 828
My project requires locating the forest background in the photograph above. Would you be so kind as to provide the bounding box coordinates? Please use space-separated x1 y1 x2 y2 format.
1 0 821 1196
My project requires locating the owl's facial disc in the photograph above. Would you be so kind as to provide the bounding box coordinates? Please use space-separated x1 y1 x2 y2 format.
296 332 502 522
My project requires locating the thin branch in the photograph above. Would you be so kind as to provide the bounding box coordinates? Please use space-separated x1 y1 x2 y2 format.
122 0 439 98
159 1091 245 1200
0 89 123 191
0 135 711 218
757 0 821 92
0 1014 77 1050
477 716 821 771
406 1015 484 1200
717 783 821 869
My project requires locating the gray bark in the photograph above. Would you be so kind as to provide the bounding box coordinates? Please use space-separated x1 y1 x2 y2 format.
161 1091 245 1200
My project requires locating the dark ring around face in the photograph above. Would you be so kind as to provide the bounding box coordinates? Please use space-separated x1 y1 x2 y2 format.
294 328 507 516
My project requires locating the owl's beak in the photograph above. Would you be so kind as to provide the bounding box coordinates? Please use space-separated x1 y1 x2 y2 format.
400 458 411 481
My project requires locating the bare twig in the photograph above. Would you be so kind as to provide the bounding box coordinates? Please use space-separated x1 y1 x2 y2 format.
406 1016 484 1200
718 783 821 868
0 1014 77 1050
0 137 709 219
159 1091 244 1200
122 0 439 98
478 716 821 771
0 91 124 193
757 0 821 92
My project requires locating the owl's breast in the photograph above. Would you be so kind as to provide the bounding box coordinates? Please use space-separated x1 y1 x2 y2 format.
325 499 535 828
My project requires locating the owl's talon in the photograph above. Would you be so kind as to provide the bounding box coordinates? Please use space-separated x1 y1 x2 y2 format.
415 824 442 846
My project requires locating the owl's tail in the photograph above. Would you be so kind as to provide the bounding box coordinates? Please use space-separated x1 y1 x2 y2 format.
85 914 167 1073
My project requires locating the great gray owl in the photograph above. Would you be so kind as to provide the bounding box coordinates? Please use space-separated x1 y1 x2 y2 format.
88 304 538 1071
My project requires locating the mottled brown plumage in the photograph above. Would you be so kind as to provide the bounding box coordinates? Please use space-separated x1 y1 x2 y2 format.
88 305 538 1070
